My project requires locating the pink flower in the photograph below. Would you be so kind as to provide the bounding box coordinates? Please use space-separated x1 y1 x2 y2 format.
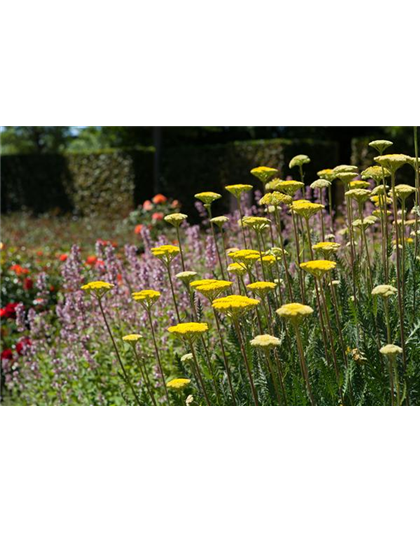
152 212 164 221
143 200 153 211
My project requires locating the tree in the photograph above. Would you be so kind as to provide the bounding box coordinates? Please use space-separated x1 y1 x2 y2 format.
0 127 72 155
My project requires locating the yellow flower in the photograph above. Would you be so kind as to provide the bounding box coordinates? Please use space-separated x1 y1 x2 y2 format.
227 262 247 276
250 166 278 184
369 140 393 154
310 179 331 189
122 334 142 344
374 154 410 174
210 216 229 227
175 271 197 283
259 192 292 206
379 344 403 357
225 184 253 197
333 164 358 174
212 295 260 318
394 184 415 200
167 378 191 390
168 322 209 339
180 353 193 362
276 180 304 195
312 242 340 253
151 245 180 263
81 280 114 295
300 260 336 277
289 154 310 169
132 289 161 307
345 188 371 204
361 165 391 183
335 171 359 185
371 284 397 298
242 216 271 231
352 216 377 230
194 192 222 205
349 180 370 189
228 249 262 266
192 279 233 300
291 200 324 219
276 303 314 322
317 168 334 181
164 213 188 227
246 281 277 297
250 334 281 349
371 184 389 195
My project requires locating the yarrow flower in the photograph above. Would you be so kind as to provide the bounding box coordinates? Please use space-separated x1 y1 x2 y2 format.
167 378 191 390
371 284 398 298
242 216 271 231
132 289 161 308
334 171 359 185
151 245 180 263
317 169 335 181
194 192 222 205
300 260 336 277
369 140 393 154
291 200 324 219
259 191 292 206
246 281 277 297
348 180 370 189
250 334 281 349
191 279 233 300
379 344 403 357
164 213 188 227
212 295 260 318
276 180 304 196
227 262 247 276
210 216 229 227
345 188 371 204
228 249 262 266
122 334 142 344
289 154 310 169
225 184 253 197
168 322 209 339
180 353 193 362
176 271 197 284
310 179 331 189
81 280 114 297
312 242 340 253
250 166 278 184
361 165 391 183
374 154 410 174
276 303 314 323
394 184 415 200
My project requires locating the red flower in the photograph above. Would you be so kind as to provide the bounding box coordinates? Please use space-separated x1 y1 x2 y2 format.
134 224 144 235
86 255 98 266
10 264 30 276
1 348 13 361
36 250 44 257
152 194 167 204
59 253 68 262
0 302 20 319
152 212 164 221
16 338 31 355
143 200 153 211
95 260 105 269
23 278 33 291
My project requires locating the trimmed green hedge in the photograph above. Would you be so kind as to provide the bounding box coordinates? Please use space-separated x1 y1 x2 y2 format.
1 139 339 216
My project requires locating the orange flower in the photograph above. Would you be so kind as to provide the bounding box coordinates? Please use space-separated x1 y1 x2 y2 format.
86 255 98 266
152 194 167 204
10 265 29 276
134 224 144 235
59 253 68 262
143 200 153 211
152 212 164 221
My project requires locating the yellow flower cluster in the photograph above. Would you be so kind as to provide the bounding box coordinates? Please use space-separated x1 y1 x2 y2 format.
300 260 336 277
168 322 209 338
81 280 114 295
164 213 188 226
250 166 278 184
212 295 260 318
259 191 292 206
228 249 261 266
246 281 277 296
191 279 232 300
345 188 371 203
374 154 410 173
291 200 324 219
310 179 331 190
210 216 229 227
227 262 247 276
122 334 142 344
361 165 391 182
348 180 370 189
371 284 398 298
276 303 314 322
194 192 222 204
242 216 271 231
167 378 191 390
289 154 310 168
151 245 180 263
276 180 304 195
312 242 340 253
250 334 281 349
132 289 161 308
225 184 253 197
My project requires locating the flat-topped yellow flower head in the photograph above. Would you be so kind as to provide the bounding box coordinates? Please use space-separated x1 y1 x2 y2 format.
369 139 393 154
333 164 358 174
250 166 278 184
259 191 293 206
374 154 410 174
312 241 341 258
212 295 260 319
227 262 247 276
276 303 314 323
349 180 370 189
289 154 310 169
225 184 253 198
167 378 191 390
176 271 197 284
335 171 359 185
361 165 391 183
164 213 188 227
242 216 271 232
379 344 403 358
192 279 233 301
194 192 222 205
168 322 209 340
394 184 415 200
250 334 281 349
371 184 389 196
300 260 336 277
310 178 331 190
291 200 324 219
122 334 143 344
228 249 262 266
132 289 161 309
317 169 335 181
81 280 114 297
246 281 277 297
345 188 371 204
210 216 229 228
352 217 377 230
276 180 304 196
151 245 180 264
371 284 397 298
